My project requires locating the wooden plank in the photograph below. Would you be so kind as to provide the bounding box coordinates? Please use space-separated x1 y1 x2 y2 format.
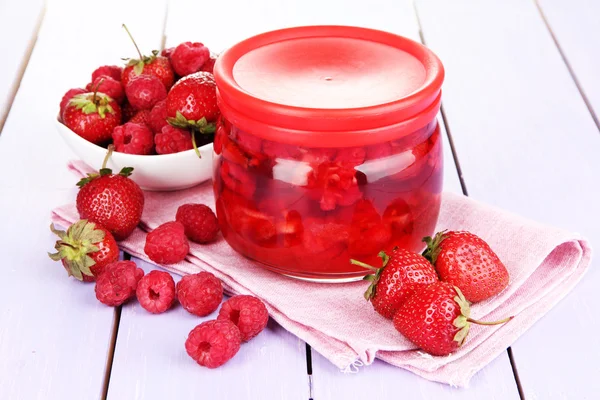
416 0 600 398
107 259 309 400
0 0 44 131
168 0 515 397
537 0 600 128
0 0 167 398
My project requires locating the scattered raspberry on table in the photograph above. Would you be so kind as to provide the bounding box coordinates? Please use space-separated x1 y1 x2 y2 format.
144 221 190 264
177 272 223 316
218 295 269 342
95 260 144 306
136 270 176 314
185 319 241 368
176 203 220 243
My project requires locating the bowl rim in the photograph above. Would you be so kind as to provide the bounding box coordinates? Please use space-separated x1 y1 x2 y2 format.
55 117 213 160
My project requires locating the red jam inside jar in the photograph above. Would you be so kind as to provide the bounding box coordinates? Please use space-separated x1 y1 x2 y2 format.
213 26 444 281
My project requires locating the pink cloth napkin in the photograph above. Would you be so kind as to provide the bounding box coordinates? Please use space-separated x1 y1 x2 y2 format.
52 161 592 387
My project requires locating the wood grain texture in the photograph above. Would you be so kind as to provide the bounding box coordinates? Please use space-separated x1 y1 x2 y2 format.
107 259 309 400
416 0 600 398
0 0 166 398
0 0 44 131
537 0 600 127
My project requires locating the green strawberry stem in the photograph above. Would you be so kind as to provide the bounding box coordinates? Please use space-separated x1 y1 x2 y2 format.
349 259 378 271
122 24 143 59
467 316 513 326
191 131 202 159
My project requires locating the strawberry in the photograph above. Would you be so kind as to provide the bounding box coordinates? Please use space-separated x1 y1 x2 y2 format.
48 220 119 282
62 92 121 145
352 248 438 319
76 146 144 240
422 231 509 303
302 218 349 254
306 161 363 211
220 160 256 199
393 282 512 356
121 24 174 90
166 71 219 131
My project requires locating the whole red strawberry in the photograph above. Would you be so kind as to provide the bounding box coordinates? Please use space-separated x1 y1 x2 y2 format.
76 146 144 240
48 220 119 282
121 25 174 90
166 71 219 132
351 248 438 319
59 88 86 119
422 231 509 303
394 282 512 356
62 92 121 145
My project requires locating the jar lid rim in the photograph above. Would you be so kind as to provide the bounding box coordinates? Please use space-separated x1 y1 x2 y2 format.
214 26 444 141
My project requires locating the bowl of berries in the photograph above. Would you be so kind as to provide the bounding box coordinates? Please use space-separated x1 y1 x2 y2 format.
56 26 219 191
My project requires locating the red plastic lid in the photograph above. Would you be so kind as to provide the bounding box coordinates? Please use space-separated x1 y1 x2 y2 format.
214 26 444 146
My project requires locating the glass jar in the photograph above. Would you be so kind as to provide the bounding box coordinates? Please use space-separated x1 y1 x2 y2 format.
213 26 444 281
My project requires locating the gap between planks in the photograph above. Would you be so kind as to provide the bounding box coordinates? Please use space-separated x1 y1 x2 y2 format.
0 5 45 135
534 0 600 133
413 1 524 399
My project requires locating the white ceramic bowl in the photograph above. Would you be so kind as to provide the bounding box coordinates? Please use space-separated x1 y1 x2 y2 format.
55 119 213 191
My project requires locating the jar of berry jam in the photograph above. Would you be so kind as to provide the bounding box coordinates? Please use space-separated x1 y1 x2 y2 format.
213 26 444 281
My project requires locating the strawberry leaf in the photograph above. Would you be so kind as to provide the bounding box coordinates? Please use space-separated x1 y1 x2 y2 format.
133 60 145 75
421 230 447 264
119 167 134 177
77 173 100 188
99 168 113 176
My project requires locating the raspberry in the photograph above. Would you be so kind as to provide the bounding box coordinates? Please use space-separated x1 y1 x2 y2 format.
144 221 189 264
121 101 135 122
217 295 269 342
86 75 125 103
176 204 220 243
136 270 176 314
185 320 241 368
177 272 223 316
129 109 151 128
95 261 144 306
200 55 216 73
148 100 168 133
161 47 175 59
125 74 167 110
170 42 210 77
155 125 193 154
59 88 86 119
112 122 154 155
92 65 123 82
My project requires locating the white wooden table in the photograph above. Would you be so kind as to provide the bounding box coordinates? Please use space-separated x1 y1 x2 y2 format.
1 0 598 398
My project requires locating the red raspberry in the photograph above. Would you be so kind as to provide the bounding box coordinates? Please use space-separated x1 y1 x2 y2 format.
155 125 193 154
144 221 189 264
148 100 168 133
92 65 123 82
176 204 220 243
177 272 223 316
59 88 86 120
86 75 125 103
170 42 210 77
121 101 135 122
95 261 145 306
185 320 241 368
112 122 154 155
125 74 167 110
200 55 216 73
129 109 151 128
136 270 176 314
161 47 175 59
217 295 269 342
